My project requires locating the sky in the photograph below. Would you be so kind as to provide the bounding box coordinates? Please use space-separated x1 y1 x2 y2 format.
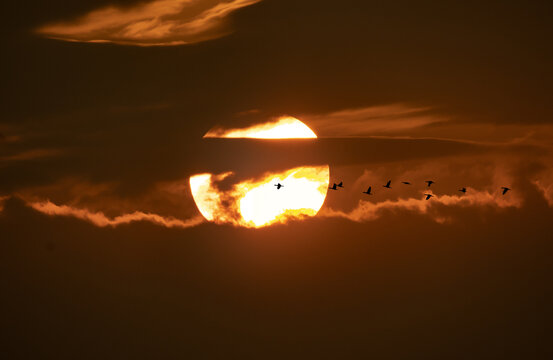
1 0 551 358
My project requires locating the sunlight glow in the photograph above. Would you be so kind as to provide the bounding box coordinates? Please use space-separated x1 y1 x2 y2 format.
189 166 329 227
204 116 317 139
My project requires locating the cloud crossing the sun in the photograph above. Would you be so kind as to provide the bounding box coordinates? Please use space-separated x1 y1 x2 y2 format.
36 0 261 46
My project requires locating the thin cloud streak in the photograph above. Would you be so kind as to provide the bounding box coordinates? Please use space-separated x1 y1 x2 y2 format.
0 149 61 163
320 190 521 223
534 167 553 207
36 0 261 46
0 196 10 212
303 104 446 137
0 133 21 143
28 200 205 229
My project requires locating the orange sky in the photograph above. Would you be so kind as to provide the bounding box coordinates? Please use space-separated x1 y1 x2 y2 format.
1 0 551 358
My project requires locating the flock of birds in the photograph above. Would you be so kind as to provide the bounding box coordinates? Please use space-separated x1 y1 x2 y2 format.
324 180 511 200
274 180 511 200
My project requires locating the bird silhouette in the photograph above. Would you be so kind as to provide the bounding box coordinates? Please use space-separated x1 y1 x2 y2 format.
383 180 392 188
501 187 511 195
459 187 467 194
424 193 433 200
337 181 344 188
329 183 338 190
274 183 284 190
425 180 434 187
362 186 372 195
402 181 411 185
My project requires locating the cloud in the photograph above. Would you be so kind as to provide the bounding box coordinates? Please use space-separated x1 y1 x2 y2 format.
12 176 206 229
300 104 553 148
14 176 202 222
320 190 521 223
27 200 204 229
319 149 534 224
0 196 9 212
0 149 61 163
534 166 553 207
36 0 261 46
302 104 446 137
0 135 21 143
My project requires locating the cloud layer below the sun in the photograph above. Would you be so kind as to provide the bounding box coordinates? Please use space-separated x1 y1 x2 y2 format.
28 200 204 228
7 177 205 229
320 190 521 224
7 151 546 230
36 0 261 46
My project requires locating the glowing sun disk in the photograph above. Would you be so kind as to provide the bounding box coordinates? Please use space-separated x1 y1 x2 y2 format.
189 166 329 227
204 116 317 139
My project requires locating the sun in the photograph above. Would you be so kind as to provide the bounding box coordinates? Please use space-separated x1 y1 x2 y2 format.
190 117 329 227
190 166 329 228
203 116 317 139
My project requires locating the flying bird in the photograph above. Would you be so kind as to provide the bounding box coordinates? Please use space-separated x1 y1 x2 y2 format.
402 181 411 185
383 180 392 188
424 193 433 200
274 183 284 190
425 180 434 187
362 186 372 195
337 181 344 188
501 187 511 195
459 187 467 194
329 183 338 190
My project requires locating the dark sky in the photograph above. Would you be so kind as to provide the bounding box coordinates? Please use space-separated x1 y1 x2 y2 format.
1 1 551 358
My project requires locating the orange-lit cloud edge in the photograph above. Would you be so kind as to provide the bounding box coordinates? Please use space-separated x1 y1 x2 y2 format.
13 185 527 230
36 0 262 46
28 200 205 229
320 189 522 224
0 195 10 212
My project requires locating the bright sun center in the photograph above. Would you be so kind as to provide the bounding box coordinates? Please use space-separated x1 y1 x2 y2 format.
203 116 317 139
191 117 328 227
190 166 329 228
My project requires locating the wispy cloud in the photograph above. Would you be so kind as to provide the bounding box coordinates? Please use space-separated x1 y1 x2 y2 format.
36 0 261 46
320 190 521 223
301 105 553 148
13 176 204 229
534 165 553 207
0 196 10 212
0 132 20 143
302 104 445 137
28 200 204 229
0 149 61 162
